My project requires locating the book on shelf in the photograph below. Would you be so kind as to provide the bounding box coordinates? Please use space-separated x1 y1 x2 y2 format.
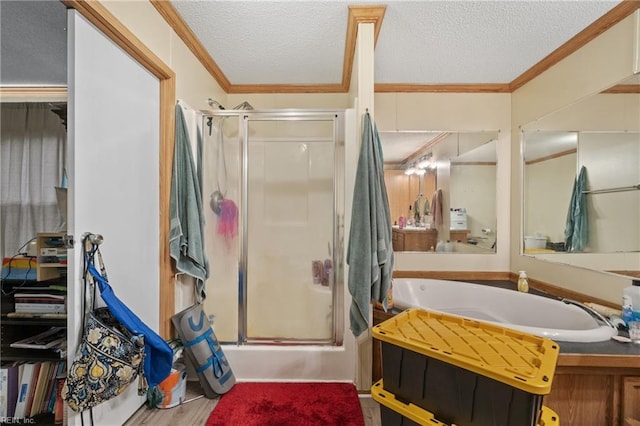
14 303 66 314
29 362 52 417
47 361 66 414
1 361 67 420
0 365 7 417
23 363 41 420
10 327 66 350
0 364 19 417
53 377 65 424
14 363 36 418
6 283 67 292
14 293 66 300
6 312 67 319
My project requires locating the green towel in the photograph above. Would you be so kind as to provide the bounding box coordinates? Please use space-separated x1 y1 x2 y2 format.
169 104 210 301
347 112 394 337
564 166 589 252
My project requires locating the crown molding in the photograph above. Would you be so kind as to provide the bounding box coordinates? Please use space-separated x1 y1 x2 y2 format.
148 1 638 94
342 5 387 91
602 84 640 94
228 84 346 94
149 0 231 92
375 83 511 93
0 86 67 101
509 0 640 91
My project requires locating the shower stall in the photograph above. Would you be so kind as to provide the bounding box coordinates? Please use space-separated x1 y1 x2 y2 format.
200 108 347 352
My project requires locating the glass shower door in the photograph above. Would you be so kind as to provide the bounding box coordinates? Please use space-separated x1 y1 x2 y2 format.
243 113 340 343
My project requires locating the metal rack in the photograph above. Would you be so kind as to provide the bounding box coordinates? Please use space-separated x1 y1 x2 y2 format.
582 183 640 195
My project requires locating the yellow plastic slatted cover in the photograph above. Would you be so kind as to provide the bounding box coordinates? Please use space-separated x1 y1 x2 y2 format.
371 380 446 425
373 308 559 394
371 380 559 426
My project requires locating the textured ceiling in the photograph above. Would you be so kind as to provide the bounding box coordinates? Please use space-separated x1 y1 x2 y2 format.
171 0 620 86
0 0 622 87
0 1 67 85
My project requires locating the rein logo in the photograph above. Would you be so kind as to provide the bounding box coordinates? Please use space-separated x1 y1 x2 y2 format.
0 418 36 424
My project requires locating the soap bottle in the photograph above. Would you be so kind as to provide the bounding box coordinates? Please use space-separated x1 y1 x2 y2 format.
517 271 529 293
622 280 640 324
407 205 414 225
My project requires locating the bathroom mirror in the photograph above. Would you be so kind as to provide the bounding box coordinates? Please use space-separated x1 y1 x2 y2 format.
380 130 498 253
521 74 640 277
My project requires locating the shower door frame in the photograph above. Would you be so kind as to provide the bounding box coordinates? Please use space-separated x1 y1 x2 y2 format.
205 109 345 346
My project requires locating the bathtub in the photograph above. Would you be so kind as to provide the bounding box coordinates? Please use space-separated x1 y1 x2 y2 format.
392 278 617 343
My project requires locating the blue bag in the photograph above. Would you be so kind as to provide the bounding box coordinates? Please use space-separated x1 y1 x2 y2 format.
85 236 173 388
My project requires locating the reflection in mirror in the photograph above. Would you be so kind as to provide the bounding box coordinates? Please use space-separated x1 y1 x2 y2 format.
522 74 640 278
380 130 498 254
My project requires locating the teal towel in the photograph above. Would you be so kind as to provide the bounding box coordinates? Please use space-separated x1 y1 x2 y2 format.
347 112 394 337
564 166 589 252
170 104 210 301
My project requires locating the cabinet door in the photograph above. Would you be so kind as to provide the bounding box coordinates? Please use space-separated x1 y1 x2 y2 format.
623 376 640 424
67 10 160 426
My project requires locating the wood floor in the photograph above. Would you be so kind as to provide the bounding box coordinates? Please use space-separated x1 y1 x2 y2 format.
124 381 382 426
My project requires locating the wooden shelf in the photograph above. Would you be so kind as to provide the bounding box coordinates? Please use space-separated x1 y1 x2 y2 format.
36 232 66 281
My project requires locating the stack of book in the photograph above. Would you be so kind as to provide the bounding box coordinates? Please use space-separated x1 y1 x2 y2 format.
0 360 67 423
13 292 66 314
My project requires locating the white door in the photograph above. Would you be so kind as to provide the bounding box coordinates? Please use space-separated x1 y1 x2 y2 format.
67 10 160 425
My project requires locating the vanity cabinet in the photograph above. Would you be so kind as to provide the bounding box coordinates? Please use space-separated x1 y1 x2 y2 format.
391 228 437 252
449 229 468 244
622 376 640 425
543 364 640 426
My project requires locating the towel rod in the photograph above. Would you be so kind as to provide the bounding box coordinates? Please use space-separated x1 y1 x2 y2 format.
582 183 640 195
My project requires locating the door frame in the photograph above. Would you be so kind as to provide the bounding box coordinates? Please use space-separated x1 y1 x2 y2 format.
62 0 175 337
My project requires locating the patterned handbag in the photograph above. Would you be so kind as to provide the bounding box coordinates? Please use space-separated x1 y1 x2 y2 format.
62 234 147 414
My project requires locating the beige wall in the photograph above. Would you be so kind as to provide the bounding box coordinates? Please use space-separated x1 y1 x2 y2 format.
524 153 576 241
511 10 640 304
450 163 496 240
102 1 226 112
375 92 511 271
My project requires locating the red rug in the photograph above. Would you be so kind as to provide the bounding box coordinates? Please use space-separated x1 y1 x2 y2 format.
206 382 365 426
